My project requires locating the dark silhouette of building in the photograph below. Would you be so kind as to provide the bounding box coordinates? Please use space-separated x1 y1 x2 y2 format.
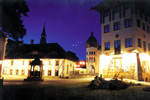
40 24 46 44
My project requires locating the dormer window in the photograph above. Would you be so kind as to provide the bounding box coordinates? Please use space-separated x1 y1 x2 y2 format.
56 60 59 66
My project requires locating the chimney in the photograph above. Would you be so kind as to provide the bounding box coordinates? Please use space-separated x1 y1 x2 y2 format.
31 39 34 45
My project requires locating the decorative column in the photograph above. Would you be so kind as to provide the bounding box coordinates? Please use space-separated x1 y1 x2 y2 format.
136 53 143 81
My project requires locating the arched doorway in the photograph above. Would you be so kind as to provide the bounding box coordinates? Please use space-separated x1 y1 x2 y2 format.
89 65 95 73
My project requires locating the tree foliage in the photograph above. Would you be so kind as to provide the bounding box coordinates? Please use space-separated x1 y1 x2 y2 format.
1 0 29 41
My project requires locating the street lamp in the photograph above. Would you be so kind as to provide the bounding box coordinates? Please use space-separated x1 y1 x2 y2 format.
0 33 8 79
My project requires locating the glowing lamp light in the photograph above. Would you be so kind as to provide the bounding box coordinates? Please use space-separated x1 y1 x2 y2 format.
82 62 85 65
79 61 86 65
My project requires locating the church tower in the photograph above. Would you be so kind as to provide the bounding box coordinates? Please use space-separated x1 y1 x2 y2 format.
40 24 46 44
86 32 100 74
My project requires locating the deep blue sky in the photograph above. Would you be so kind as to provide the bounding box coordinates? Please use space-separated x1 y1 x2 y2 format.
22 0 102 60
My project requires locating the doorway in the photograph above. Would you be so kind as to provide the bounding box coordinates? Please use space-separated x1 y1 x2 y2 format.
89 65 95 73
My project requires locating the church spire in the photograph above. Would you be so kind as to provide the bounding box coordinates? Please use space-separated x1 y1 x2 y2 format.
40 23 47 44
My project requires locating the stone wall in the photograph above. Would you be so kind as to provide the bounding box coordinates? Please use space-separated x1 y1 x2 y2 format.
69 73 98 79
103 72 135 80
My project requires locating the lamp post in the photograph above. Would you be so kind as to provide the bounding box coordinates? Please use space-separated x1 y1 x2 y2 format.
0 33 8 79
0 32 7 100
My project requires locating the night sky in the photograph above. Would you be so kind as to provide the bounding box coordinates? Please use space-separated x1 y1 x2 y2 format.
22 0 103 60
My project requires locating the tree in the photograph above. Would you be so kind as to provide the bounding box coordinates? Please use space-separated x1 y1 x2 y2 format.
1 0 29 41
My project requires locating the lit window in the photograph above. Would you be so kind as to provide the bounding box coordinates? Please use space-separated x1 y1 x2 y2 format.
124 18 132 28
104 25 110 33
10 69 13 75
114 22 120 31
138 38 142 48
105 42 110 50
114 7 119 14
104 10 109 17
3 68 8 74
125 38 132 48
148 43 150 51
11 61 13 65
22 61 24 65
142 23 145 31
22 69 25 75
16 69 19 75
143 41 146 52
137 19 141 28
48 70 51 76
56 61 59 66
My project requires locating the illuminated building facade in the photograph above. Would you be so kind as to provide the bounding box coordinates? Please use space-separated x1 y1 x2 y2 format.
86 32 101 74
1 25 78 80
92 0 150 81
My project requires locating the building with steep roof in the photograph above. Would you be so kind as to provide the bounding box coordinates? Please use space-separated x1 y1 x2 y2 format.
1 25 78 80
91 0 150 81
86 32 101 74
